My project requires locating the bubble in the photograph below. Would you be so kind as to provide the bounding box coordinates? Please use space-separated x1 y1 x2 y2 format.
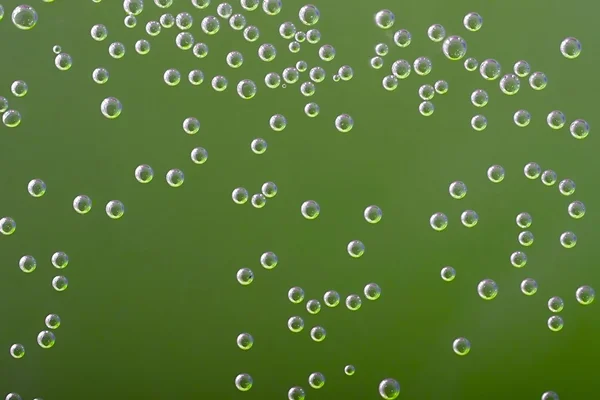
6 394 22 400
318 44 336 61
464 57 478 71
11 80 28 97
201 16 219 34
452 337 471 356
560 37 581 59
427 24 446 42
541 391 560 400
361 205 383 224
123 0 143 15
0 217 16 235
299 4 319 26
241 0 259 10
306 299 321 315
379 378 401 399
108 42 126 59
414 57 432 76
441 266 456 282
176 32 195 50
45 313 61 329
546 296 565 313
434 80 449 94
229 13 246 30
262 0 282 15
0 96 8 112
513 60 530 77
309 66 326 82
547 110 566 129
515 212 532 229
419 101 435 116
236 333 254 350
243 25 260 42
374 9 395 29
236 267 254 285
279 21 296 39
192 0 211 9
261 182 277 198
460 210 478 227
304 102 320 117
391 59 411 79
50 251 68 269
529 72 547 90
191 147 208 165
192 42 209 58
166 169 184 187
335 114 354 133
306 28 321 44
480 59 501 80
547 315 564 332
523 162 542 179
518 278 538 296
442 35 467 60
308 372 325 389
2 109 21 128
345 294 362 311
232 187 249 204
287 316 304 333
52 275 68 291
19 255 36 273
430 212 448 231
558 179 576 196
37 331 56 349
477 279 498 300
347 240 365 258
419 84 435 100
154 0 173 8
91 67 109 84
25 178 46 198
301 200 320 220
393 29 411 47
249 193 266 209
12 5 38 30
382 75 398 91
499 73 520 95
162 69 181 86
296 60 308 72
288 386 306 400
510 251 528 268
282 67 299 84
363 283 382 300
258 43 277 62
0 5 3 21
105 200 125 219
251 138 267 154
513 109 531 127
217 3 233 18
540 170 557 186
370 56 384 69
323 290 340 307
569 119 589 140
10 344 25 359
338 65 354 81
174 12 193 30
310 326 326 342
124 14 137 28
211 75 228 91
576 285 595 305
567 200 586 220
471 115 487 131
463 12 483 31
188 69 204 85
518 231 534 247
267 114 286 132
144 21 161 36
235 373 253 391
73 195 92 214
449 181 467 199
470 89 488 107
560 231 577 249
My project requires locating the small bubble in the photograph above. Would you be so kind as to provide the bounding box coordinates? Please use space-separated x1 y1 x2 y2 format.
347 240 365 258
287 316 304 333
513 110 531 127
345 294 362 311
576 285 595 305
529 72 547 90
569 119 589 140
232 187 249 204
559 231 577 249
463 12 483 31
452 337 471 356
105 200 125 219
379 378 401 400
464 57 478 71
560 37 582 59
510 251 528 267
234 373 253 391
442 36 467 60
236 333 254 350
27 179 46 198
441 266 456 282
479 59 501 81
236 268 254 285
73 195 92 214
547 315 564 332
520 278 538 295
547 110 566 129
310 326 326 342
523 162 542 179
430 212 448 231
477 279 498 300
460 210 478 227
374 9 395 29
323 290 340 307
12 5 38 30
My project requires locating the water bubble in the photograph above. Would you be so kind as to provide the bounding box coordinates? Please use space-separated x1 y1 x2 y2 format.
419 101 435 116
3 109 21 128
427 24 446 42
518 231 535 247
558 179 576 196
236 268 254 285
449 181 467 199
442 36 467 60
520 278 538 296
211 75 228 91
344 365 356 376
452 337 471 356
269 114 287 132
293 34 305 45
299 4 320 26
338 65 354 81
576 285 595 305
229 13 246 30
306 299 321 314
516 212 532 228
188 69 204 85
10 344 25 359
12 5 38 30
175 32 194 50
318 44 336 61
232 187 249 204
262 0 282 15
45 314 61 329
568 201 586 219
92 67 110 84
243 25 260 42
251 138 267 154
547 315 564 332
471 115 487 131
524 162 542 179
124 14 137 28
261 182 277 198
237 79 257 99
510 251 528 268
282 67 300 84
391 59 411 79
560 231 577 249
163 69 181 86
480 59 501 80
306 29 321 44
379 378 401 399
73 195 92 214
0 96 8 112
279 21 296 39
175 12 193 30
193 43 209 58
53 53 73 71
192 0 211 9
477 279 498 300
100 97 122 119
308 67 325 83
108 42 126 59
382 75 398 91
37 331 56 349
251 194 266 208
166 169 184 187
182 117 200 135
323 290 340 307
430 212 448 231
370 56 384 69
145 21 161 36
105 200 125 219
235 373 253 391
364 283 382 300
52 275 68 291
201 16 219 34
51 251 69 269
345 294 362 311
11 80 28 97
548 296 564 313
191 147 208 165
241 0 259 10
529 72 547 90
287 316 304 333
441 266 456 282
513 109 531 127
19 255 36 273
547 110 566 129
419 84 435 100
569 119 589 140
155 0 173 8
134 164 153 185
540 170 557 186
0 217 16 235
471 89 488 107
560 37 581 59
310 326 326 342
27 179 46 198
236 333 254 350
374 9 395 29
335 114 354 133
464 57 478 71
123 0 143 15
499 74 520 95
301 200 320 220
393 29 411 47
217 3 233 18
364 205 383 223
258 43 277 62
463 12 482 31
434 80 449 94
414 57 432 76
513 60 530 77
6 395 22 400
296 60 308 72
308 372 325 389
347 240 365 258
541 391 560 400
461 210 478 227
304 102 320 117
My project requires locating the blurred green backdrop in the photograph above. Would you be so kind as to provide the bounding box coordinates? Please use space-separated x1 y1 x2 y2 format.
0 0 598 399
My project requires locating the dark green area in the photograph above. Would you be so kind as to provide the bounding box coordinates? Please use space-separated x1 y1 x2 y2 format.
0 0 598 399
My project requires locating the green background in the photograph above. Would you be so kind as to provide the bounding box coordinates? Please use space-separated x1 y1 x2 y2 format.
0 0 598 398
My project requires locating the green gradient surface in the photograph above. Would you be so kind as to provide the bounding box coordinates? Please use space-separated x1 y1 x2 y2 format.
0 0 598 399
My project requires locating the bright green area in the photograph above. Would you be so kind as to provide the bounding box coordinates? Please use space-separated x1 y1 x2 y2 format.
0 0 598 399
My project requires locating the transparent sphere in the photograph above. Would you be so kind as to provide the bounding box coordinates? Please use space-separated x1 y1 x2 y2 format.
288 286 305 304
105 200 125 219
449 181 467 199
430 212 448 231
529 72 547 90
192 42 209 59
382 75 398 91
108 42 126 59
347 240 365 258
251 193 266 209
510 251 528 268
10 343 25 359
45 313 61 329
55 53 73 71
335 114 354 133
480 59 501 80
471 89 488 107
375 43 389 56
464 57 478 71
123 0 144 15
306 28 321 44
567 201 586 220
524 162 542 179
175 32 194 50
226 51 244 68
182 117 200 135
442 35 467 60
174 12 193 30
73 195 92 215
0 217 16 235
166 169 184 187
379 378 401 400
164 68 182 86
441 266 456 282
520 278 538 296
301 200 320 220
262 0 282 16
343 364 356 376
419 101 435 116
364 205 383 224
51 251 69 269
19 255 36 273
413 57 432 76
374 9 395 29
2 110 21 128
288 387 306 400
279 21 296 39
92 67 110 84
287 316 304 333
258 251 278 271
308 372 325 389
310 326 326 342
11 80 28 97
338 65 354 81
282 67 299 84
243 25 260 42
460 210 478 227
235 373 253 391
370 56 384 70
240 0 259 10
201 16 220 34
463 12 482 31
560 37 582 59
306 299 321 315
499 74 520 95
0 96 8 112
191 147 208 165
547 110 566 130
477 279 498 300
516 212 532 229
237 79 257 100
217 3 233 19
188 69 204 85
304 102 320 117
258 43 277 62
269 114 287 131
251 138 267 154
27 179 46 198
296 60 308 72
37 330 56 349
576 285 595 305
236 267 254 285
100 97 122 119
158 14 174 28
391 59 411 79
569 119 590 140
393 29 411 47
427 24 446 42
232 187 249 204
146 20 162 36
547 316 564 332
558 179 576 196
363 283 382 300
452 337 471 356
518 231 535 247
419 84 435 100
323 290 340 307
12 5 38 30
236 333 254 350
91 24 108 41
560 231 577 249
345 294 362 311
541 170 557 186
264 72 281 88
548 296 564 313
434 80 449 94
155 0 173 8
299 4 319 26
192 0 211 9
52 275 68 291
513 60 531 77
541 391 560 400
318 44 336 62
6 394 22 400
124 14 137 28
513 109 531 127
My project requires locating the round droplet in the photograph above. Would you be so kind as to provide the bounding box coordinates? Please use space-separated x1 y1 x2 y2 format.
251 138 267 154
541 391 560 400
513 60 531 77
558 179 576 196
430 212 448 231
477 279 498 300
375 43 389 56
382 75 398 91
269 114 287 131
541 170 557 186
471 89 488 107
243 25 260 42
335 114 354 133
51 251 69 269
487 165 505 183
515 212 532 229
548 296 564 313
11 80 28 97
464 57 478 71
108 42 126 59
529 72 547 90
165 169 184 188
345 294 362 311
91 24 108 41
471 115 488 131
419 84 435 100
55 53 73 71
310 326 326 342
442 35 467 60
308 372 325 389
27 179 46 198
258 251 277 270
391 59 411 79
12 5 38 30
236 267 254 285
304 102 320 117
235 373 253 391
448 181 467 199
452 337 471 356
567 200 586 220
547 315 564 332
134 164 154 184
427 24 446 42
306 299 321 315
441 266 456 282
363 283 381 300
19 255 36 273
0 217 16 235
251 194 266 208
52 275 68 291
374 9 395 29
520 278 538 296
287 287 305 305
510 251 528 268
45 314 61 329
190 147 208 165
347 240 365 258
524 162 542 179
0 96 8 112
393 29 411 47
100 97 122 119
124 14 137 28
576 285 595 305
232 187 249 204
262 0 282 16
413 57 432 76
463 12 482 31
300 200 320 219
560 37 582 59
299 4 320 26
419 101 434 116
518 231 534 247
261 182 277 198
73 195 92 215
513 109 531 127
434 80 449 94
323 290 340 307
480 59 501 80
569 119 589 140
10 344 25 359
37 331 56 349
499 73 520 95
92 67 110 84
460 210 478 227
236 333 254 350
105 200 125 219
379 378 401 400
364 205 382 224
287 316 304 333
370 56 384 70
560 231 577 248
237 79 257 99
318 44 336 62
547 110 566 130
